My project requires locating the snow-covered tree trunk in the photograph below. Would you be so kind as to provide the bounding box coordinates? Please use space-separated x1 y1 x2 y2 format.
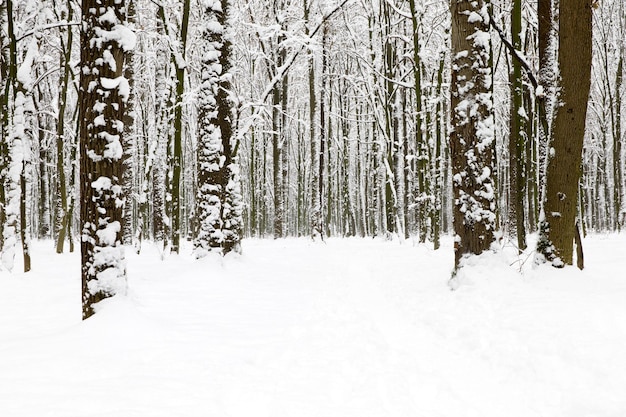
194 0 242 257
0 0 10 254
194 0 225 256
1 0 34 273
120 0 136 246
214 0 243 254
151 14 170 245
450 0 497 271
79 0 135 319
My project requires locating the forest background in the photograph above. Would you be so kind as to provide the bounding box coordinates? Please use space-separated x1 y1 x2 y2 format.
0 0 624 275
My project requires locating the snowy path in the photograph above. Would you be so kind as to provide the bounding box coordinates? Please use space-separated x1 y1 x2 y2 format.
1 236 626 416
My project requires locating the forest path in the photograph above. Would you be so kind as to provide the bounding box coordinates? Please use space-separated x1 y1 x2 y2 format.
1 236 626 416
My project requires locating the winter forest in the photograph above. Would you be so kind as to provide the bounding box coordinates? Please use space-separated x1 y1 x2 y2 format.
2 0 626 415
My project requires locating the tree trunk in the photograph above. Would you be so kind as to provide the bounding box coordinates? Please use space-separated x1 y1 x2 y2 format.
54 0 74 254
194 0 242 256
537 0 555 204
450 0 497 270
433 53 445 250
614 55 623 228
305 0 321 240
121 0 136 245
0 0 10 253
171 0 191 254
508 0 526 251
409 0 428 242
80 0 132 318
152 13 170 245
539 0 593 267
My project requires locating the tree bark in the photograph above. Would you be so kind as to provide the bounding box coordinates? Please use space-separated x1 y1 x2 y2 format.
450 0 497 270
508 0 526 251
121 0 136 246
80 0 132 318
170 0 191 254
539 0 593 266
54 0 74 254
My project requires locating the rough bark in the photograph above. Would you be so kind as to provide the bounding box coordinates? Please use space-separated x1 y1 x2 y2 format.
80 0 132 318
538 0 593 267
450 0 497 269
194 0 242 256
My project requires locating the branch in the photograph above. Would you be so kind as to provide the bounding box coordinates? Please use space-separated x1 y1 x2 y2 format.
16 21 81 43
235 0 350 143
308 0 351 40
488 12 538 89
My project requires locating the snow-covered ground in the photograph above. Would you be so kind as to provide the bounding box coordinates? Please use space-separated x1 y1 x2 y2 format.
1 234 626 417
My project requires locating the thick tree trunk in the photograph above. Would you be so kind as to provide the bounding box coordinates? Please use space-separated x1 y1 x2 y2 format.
450 0 497 270
194 0 242 256
539 0 593 266
80 0 132 318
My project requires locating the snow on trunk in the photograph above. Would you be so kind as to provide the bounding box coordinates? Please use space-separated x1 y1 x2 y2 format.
79 0 135 318
194 0 242 257
449 0 497 271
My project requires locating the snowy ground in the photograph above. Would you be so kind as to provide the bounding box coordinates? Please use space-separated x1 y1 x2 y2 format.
1 234 626 417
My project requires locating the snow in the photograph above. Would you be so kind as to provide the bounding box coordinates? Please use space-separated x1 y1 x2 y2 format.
95 221 121 246
92 176 113 192
93 24 137 52
1 235 626 416
467 11 483 24
536 85 545 97
16 39 38 88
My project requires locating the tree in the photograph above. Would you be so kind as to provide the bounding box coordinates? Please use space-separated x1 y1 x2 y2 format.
1 0 34 273
54 0 75 254
0 1 9 253
194 0 243 256
450 0 497 271
170 0 191 254
508 0 526 251
79 0 135 319
538 0 593 268
537 0 555 199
